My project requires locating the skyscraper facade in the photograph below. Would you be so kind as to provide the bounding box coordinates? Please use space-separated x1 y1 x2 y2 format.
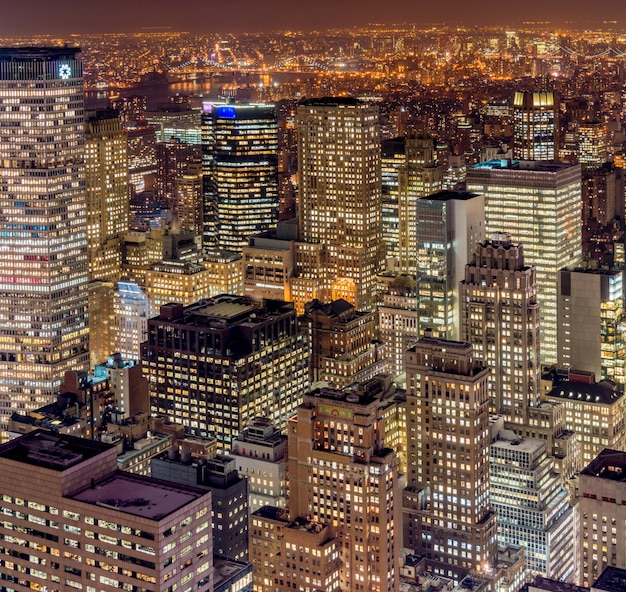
0 47 90 431
84 109 128 283
296 97 384 310
558 267 626 383
378 275 418 384
288 385 399 592
404 336 498 583
416 190 485 340
460 234 541 422
202 102 279 254
467 159 582 363
0 431 214 592
579 449 626 586
141 296 308 448
490 431 576 581
381 134 443 273
578 121 608 167
513 90 558 161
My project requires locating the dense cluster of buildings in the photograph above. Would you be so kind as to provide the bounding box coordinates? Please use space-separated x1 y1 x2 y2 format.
2 42 626 592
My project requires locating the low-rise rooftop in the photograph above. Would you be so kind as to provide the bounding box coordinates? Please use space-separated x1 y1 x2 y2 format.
593 566 626 592
72 472 207 521
0 430 111 471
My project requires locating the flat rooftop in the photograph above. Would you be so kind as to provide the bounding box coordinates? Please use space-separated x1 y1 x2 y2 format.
213 557 252 591
593 566 626 591
194 300 256 320
525 576 586 591
491 434 545 455
252 505 289 522
455 575 490 592
0 430 112 471
72 472 207 521
422 189 480 202
471 159 575 173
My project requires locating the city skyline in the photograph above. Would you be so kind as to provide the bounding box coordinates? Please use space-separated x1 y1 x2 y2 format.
2 10 626 590
3 1 626 35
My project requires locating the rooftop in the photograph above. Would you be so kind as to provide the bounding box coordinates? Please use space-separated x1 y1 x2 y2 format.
546 380 623 406
471 159 575 173
455 575 490 592
523 576 586 592
593 566 626 592
491 433 545 455
562 265 622 277
0 430 112 471
0 46 81 59
306 383 383 409
252 505 289 522
72 472 207 521
194 299 256 320
422 189 480 202
581 449 626 482
155 295 296 330
213 557 252 592
300 96 362 107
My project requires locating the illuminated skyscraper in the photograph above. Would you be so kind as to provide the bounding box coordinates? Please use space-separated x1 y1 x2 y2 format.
378 275 418 384
416 190 485 340
296 97 384 310
0 47 89 431
579 450 626 586
85 110 129 368
85 109 129 283
544 374 626 470
142 296 308 448
490 431 576 581
404 336 498 583
155 137 200 216
124 120 156 193
114 281 149 361
288 384 399 592
0 431 214 592
513 90 558 161
467 160 582 364
558 267 626 384
202 102 279 254
460 234 541 422
177 162 203 237
381 134 444 273
578 121 608 167
299 298 388 388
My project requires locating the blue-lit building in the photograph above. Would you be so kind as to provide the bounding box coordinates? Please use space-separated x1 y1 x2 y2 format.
202 102 279 254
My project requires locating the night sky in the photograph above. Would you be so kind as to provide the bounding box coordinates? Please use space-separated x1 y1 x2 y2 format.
2 0 626 35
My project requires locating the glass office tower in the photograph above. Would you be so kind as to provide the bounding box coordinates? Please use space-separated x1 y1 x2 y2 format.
202 102 279 254
0 47 90 432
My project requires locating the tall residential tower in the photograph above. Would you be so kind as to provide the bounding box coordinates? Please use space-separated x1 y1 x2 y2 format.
460 234 541 422
404 336 498 583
